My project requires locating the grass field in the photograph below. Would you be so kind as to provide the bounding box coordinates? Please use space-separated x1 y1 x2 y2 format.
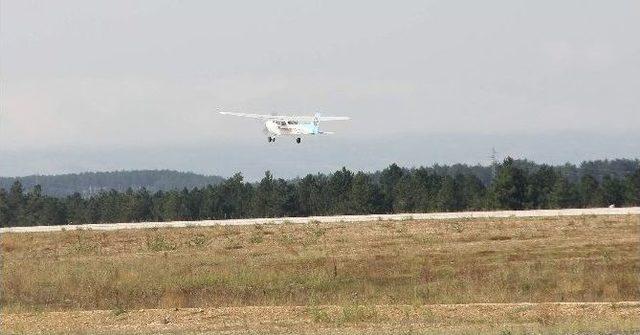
1 214 639 334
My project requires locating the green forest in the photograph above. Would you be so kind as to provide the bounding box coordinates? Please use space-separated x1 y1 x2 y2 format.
1 158 639 227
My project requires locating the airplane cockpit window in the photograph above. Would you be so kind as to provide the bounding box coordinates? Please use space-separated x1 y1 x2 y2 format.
287 121 298 125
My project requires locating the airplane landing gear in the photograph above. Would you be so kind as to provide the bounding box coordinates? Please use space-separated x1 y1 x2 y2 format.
268 136 276 143
296 137 301 144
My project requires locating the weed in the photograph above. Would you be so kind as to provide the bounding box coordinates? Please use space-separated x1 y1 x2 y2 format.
307 305 331 323
410 234 434 245
421 307 435 322
340 305 378 323
112 307 126 316
249 233 264 244
395 223 409 235
69 233 99 254
278 232 296 246
224 241 244 250
308 224 326 239
489 235 512 241
146 234 176 252
187 234 208 247
451 222 465 233
534 304 558 326
1 237 18 253
378 220 394 229
335 237 348 243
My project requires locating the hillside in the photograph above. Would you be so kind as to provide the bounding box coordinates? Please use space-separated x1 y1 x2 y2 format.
0 170 224 197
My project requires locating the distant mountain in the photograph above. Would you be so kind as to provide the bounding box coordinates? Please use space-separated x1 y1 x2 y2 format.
0 170 225 197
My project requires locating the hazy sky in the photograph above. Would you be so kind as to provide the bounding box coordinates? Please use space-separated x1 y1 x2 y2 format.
1 1 639 178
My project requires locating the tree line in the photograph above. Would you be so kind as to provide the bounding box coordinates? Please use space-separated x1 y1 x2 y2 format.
1 158 639 227
0 170 224 197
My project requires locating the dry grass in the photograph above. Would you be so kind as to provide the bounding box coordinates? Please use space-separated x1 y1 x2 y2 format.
0 216 640 334
2 302 639 334
1 215 638 312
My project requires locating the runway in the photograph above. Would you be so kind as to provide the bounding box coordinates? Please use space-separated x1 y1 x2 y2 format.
1 207 638 234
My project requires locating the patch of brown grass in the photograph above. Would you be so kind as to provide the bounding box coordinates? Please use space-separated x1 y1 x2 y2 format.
1 215 638 312
2 303 639 335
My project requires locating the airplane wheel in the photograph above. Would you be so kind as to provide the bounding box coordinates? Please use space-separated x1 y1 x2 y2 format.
267 137 272 143
296 137 301 144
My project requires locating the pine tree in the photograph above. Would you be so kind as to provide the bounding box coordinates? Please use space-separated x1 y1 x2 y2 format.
24 185 45 226
492 157 528 210
392 174 415 213
526 165 557 209
253 171 276 217
379 163 403 213
161 190 182 221
550 175 579 208
350 172 375 214
578 175 603 207
8 181 26 226
275 178 299 217
436 175 457 212
126 188 153 222
601 176 626 207
459 174 487 210
328 167 353 214
625 168 640 205
412 168 441 212
199 185 219 219
66 193 87 224
219 173 250 219
0 189 10 227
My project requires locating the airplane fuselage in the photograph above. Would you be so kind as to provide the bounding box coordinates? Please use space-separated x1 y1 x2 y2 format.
264 120 319 136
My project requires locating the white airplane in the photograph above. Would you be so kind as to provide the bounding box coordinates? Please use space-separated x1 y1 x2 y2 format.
219 111 350 143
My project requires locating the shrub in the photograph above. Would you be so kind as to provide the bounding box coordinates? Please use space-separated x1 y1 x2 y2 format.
146 234 176 252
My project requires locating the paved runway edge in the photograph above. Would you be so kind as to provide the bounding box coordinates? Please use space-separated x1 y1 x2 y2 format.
1 207 638 234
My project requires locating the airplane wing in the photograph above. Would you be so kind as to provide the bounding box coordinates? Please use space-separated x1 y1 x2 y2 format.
219 111 350 122
316 116 350 121
219 112 308 121
219 112 278 120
